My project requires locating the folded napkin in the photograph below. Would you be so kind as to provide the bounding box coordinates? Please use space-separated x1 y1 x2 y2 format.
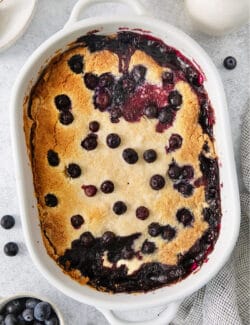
172 105 250 325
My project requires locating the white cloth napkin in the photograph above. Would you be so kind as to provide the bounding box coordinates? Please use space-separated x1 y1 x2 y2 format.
171 105 250 325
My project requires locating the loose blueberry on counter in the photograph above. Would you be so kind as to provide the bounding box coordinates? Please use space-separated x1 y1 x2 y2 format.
182 165 194 180
144 104 158 119
148 222 162 237
22 308 34 322
47 150 60 167
54 94 71 112
5 300 22 314
89 120 100 132
131 65 147 84
162 71 173 84
80 231 95 247
166 134 182 153
4 242 19 257
34 302 51 322
59 111 74 125
168 162 182 180
100 180 114 193
66 163 81 178
113 201 127 215
84 73 99 89
45 316 59 325
106 133 121 148
168 90 182 109
150 174 165 190
25 298 40 309
122 148 138 164
94 88 112 111
4 314 17 325
45 194 58 207
161 225 176 241
174 182 194 197
81 133 98 150
71 215 84 229
0 215 15 229
143 149 157 163
158 107 175 124
82 185 97 197
136 206 149 220
68 54 84 74
176 208 194 226
98 73 114 88
141 240 156 254
102 231 116 245
223 56 237 70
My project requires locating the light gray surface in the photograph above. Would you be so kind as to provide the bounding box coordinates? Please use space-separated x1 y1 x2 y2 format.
0 0 249 324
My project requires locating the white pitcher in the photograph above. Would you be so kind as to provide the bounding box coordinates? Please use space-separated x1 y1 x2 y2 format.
185 0 250 36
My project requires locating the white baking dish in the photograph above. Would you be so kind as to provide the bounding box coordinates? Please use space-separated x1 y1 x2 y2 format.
10 0 240 324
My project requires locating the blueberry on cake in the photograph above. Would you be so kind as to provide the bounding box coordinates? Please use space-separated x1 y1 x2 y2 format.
24 31 221 293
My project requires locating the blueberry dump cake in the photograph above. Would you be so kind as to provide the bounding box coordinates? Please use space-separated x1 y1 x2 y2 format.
23 31 221 293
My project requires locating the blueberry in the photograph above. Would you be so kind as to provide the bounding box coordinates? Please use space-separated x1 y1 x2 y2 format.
71 214 84 229
68 54 84 74
47 150 60 167
94 88 111 111
54 94 71 112
120 75 136 93
4 314 17 325
148 222 161 237
84 73 99 89
89 121 100 132
136 206 149 220
45 316 59 325
102 231 116 245
161 225 176 241
17 314 26 325
168 162 181 180
168 90 182 108
100 180 114 193
185 67 201 86
22 308 34 322
0 315 3 322
0 215 15 229
122 148 138 164
131 65 147 83
82 185 97 197
166 134 182 153
158 107 175 124
223 56 237 70
121 247 134 260
34 302 51 322
144 104 158 119
33 322 43 325
80 231 95 247
81 133 98 150
25 298 40 309
174 182 194 197
141 240 156 254
176 208 194 226
143 149 157 163
66 163 81 178
162 71 173 84
182 165 194 180
150 175 165 190
106 133 121 148
113 201 127 215
4 242 19 256
5 300 22 314
59 111 74 125
110 107 122 123
98 73 114 88
45 194 58 207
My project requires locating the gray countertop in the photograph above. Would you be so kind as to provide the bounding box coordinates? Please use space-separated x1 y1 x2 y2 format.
0 0 249 324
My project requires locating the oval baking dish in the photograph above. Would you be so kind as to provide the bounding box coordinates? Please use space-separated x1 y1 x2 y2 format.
10 0 240 324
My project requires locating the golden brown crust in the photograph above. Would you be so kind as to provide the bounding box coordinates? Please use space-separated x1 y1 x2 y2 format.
24 44 217 287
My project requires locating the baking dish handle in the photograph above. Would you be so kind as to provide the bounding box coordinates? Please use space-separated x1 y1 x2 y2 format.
64 0 147 28
97 300 182 325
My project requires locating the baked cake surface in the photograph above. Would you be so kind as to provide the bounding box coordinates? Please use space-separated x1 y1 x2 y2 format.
24 32 221 293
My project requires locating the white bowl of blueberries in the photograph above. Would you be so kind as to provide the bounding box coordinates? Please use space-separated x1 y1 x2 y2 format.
0 293 64 325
